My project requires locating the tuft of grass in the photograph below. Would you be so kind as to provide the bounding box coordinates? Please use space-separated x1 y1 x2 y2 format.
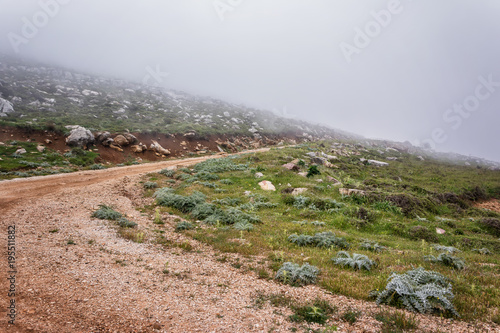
341 307 362 325
374 310 419 332
290 299 336 325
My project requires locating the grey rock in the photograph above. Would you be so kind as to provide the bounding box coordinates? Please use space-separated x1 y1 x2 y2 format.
367 159 389 167
65 125 95 148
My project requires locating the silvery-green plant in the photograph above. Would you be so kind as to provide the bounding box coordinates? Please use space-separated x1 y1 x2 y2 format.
424 253 465 270
332 251 376 271
370 267 459 317
275 262 319 286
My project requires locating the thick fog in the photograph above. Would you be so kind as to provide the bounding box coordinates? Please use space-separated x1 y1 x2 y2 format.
1 0 499 161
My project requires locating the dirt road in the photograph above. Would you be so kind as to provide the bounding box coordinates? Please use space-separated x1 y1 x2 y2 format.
0 149 270 213
0 148 492 332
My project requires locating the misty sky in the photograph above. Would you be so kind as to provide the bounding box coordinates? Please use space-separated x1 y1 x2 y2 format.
0 0 499 161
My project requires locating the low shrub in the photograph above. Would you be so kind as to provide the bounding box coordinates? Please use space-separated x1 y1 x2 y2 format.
288 232 350 250
117 217 137 228
478 218 500 237
409 226 438 242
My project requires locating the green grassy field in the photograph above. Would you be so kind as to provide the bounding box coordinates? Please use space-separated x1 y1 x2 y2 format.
140 142 500 322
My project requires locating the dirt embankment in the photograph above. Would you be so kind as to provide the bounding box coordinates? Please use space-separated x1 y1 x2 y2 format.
0 126 300 164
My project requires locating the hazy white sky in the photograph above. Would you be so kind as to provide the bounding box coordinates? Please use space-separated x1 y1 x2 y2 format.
0 0 499 161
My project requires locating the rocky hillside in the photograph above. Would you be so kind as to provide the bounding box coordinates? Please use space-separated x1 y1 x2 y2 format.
0 55 352 141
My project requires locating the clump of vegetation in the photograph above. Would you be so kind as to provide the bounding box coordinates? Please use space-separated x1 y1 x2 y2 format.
432 244 460 254
288 232 350 250
472 248 491 255
341 307 362 325
89 163 105 170
275 262 319 286
159 168 175 177
117 217 137 228
92 205 122 220
478 218 500 237
360 240 387 252
289 299 336 325
408 226 438 242
155 188 206 213
306 165 320 178
424 253 465 270
374 310 419 332
195 171 220 181
370 267 459 317
143 181 158 189
175 221 194 232
193 157 247 173
219 178 233 185
332 251 377 271
233 221 254 231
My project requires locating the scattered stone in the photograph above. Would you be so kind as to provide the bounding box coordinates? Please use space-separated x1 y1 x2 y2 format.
123 133 138 145
150 140 171 156
339 188 366 196
44 139 52 144
386 157 398 161
36 145 45 152
326 176 342 186
298 172 308 177
291 188 308 196
367 160 389 167
305 152 316 158
258 181 276 191
95 131 111 143
15 148 27 155
131 144 146 153
113 135 129 146
282 163 299 171
436 228 446 235
255 172 264 178
321 152 337 160
65 125 95 148
417 156 425 161
102 138 114 147
109 144 123 152
311 157 327 165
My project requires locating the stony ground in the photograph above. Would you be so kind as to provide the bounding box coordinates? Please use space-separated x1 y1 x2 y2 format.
0 154 498 332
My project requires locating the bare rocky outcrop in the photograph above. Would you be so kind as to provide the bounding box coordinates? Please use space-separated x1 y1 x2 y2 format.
65 125 95 148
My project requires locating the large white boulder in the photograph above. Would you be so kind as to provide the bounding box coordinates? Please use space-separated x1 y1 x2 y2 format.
65 125 95 148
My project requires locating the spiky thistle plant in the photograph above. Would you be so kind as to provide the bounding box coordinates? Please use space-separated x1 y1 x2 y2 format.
472 248 492 255
275 262 319 286
360 240 387 252
370 267 459 317
92 205 122 220
424 253 465 270
431 244 460 254
332 251 376 271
